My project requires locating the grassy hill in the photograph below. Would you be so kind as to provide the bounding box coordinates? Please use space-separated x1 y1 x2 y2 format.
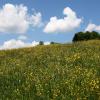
0 40 100 100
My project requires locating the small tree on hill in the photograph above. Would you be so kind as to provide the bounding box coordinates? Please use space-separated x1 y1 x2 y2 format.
50 42 55 44
39 41 44 45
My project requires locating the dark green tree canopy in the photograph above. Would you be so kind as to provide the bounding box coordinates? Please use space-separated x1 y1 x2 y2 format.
39 41 44 45
72 31 100 42
50 42 55 44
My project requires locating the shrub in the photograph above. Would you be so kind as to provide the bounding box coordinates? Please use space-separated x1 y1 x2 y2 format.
39 41 44 45
50 42 55 44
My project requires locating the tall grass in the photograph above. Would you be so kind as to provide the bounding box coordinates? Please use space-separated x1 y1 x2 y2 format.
0 40 100 100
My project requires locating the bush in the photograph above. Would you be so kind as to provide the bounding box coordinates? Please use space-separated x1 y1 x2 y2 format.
39 41 44 45
50 42 55 44
73 31 100 42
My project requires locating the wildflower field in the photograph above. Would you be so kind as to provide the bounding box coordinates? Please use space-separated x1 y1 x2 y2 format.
0 40 100 100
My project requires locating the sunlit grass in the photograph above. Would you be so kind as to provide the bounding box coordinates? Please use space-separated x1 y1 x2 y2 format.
0 40 100 100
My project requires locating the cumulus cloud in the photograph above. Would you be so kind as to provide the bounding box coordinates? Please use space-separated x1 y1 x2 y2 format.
0 39 31 50
0 39 39 50
44 41 50 45
0 39 50 50
29 12 43 27
85 23 100 32
43 7 82 33
0 3 42 34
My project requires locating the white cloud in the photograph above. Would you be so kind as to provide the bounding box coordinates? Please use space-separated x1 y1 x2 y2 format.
32 41 39 46
0 4 29 34
0 39 50 50
29 12 43 27
85 23 100 32
0 39 31 50
44 41 50 45
43 7 82 33
0 39 39 50
0 3 42 34
18 35 28 40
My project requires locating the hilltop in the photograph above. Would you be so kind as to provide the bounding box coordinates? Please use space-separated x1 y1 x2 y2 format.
0 40 100 100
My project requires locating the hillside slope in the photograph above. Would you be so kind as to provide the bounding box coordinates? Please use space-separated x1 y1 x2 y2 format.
0 40 100 100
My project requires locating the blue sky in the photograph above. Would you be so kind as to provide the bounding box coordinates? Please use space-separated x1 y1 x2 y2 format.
0 0 100 49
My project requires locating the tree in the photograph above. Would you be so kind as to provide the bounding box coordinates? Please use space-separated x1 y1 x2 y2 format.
72 31 100 42
50 42 55 44
39 41 44 45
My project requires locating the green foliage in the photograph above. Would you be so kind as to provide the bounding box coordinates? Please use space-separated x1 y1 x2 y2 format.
0 40 100 100
39 41 44 45
73 31 100 42
50 41 55 44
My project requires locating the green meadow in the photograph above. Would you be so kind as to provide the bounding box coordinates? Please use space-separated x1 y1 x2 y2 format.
0 40 100 100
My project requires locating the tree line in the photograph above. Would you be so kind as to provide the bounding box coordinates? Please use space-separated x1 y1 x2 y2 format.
39 31 100 45
72 31 100 42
